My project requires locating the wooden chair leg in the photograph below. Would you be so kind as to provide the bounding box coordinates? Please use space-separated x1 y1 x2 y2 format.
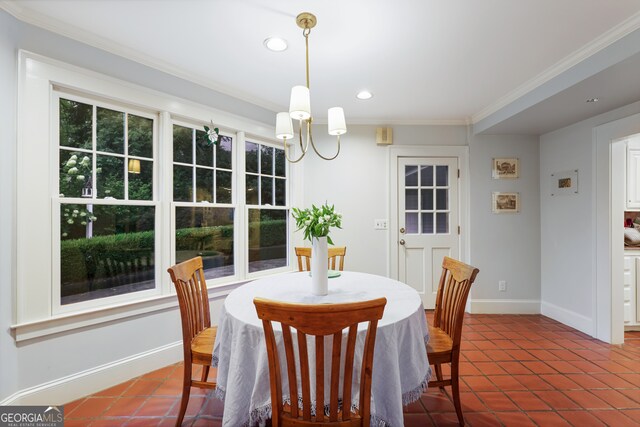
450 364 464 426
176 364 193 427
434 363 445 391
201 365 210 382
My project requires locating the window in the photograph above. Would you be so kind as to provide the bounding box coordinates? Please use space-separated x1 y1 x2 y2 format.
245 141 288 273
15 53 295 338
57 96 157 306
172 123 235 280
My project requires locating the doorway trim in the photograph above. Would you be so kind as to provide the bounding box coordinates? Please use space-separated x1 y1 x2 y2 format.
388 145 470 281
594 113 640 344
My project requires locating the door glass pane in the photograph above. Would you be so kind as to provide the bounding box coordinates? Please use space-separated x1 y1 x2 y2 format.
436 212 449 234
405 189 418 210
246 175 258 205
405 165 418 186
128 159 153 201
173 125 193 164
173 165 192 202
248 208 288 272
420 165 433 186
97 155 124 199
195 130 213 167
216 170 232 204
60 204 155 305
175 206 234 280
59 99 92 149
436 165 448 187
96 107 124 154
436 189 448 210
245 142 259 173
128 115 153 158
421 189 433 210
60 151 93 198
261 177 273 205
405 213 419 234
195 167 213 202
217 136 233 170
421 212 434 234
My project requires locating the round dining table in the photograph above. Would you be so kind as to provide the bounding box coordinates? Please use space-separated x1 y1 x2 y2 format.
211 271 431 427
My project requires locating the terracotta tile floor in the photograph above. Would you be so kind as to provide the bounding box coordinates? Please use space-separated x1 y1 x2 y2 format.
64 313 640 426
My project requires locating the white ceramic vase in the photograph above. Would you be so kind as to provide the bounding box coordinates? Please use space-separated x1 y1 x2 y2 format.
311 236 328 296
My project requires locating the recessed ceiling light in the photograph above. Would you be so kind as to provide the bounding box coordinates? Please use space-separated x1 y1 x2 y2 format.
263 37 287 52
586 98 599 103
356 90 373 100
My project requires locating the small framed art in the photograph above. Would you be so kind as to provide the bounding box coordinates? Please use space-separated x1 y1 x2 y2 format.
492 158 519 179
492 192 520 213
550 169 578 196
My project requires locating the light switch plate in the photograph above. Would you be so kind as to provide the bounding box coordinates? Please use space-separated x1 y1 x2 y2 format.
374 219 388 230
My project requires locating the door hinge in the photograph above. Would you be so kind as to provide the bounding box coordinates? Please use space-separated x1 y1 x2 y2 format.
458 226 460 235
457 169 460 178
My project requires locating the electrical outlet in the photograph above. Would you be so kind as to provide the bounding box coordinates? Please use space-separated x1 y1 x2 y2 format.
374 219 388 230
499 280 506 292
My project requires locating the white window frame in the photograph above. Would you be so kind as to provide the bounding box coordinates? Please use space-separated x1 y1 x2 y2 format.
13 51 294 341
243 137 291 279
52 90 162 315
170 118 240 286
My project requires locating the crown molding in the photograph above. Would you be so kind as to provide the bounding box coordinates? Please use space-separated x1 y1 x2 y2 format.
0 1 282 113
471 10 640 124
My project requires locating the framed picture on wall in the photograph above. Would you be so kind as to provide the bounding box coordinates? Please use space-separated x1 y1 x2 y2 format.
492 192 520 213
550 169 578 196
492 158 519 179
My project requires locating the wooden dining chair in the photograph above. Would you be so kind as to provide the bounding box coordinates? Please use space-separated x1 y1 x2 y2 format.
253 297 387 426
427 256 479 426
167 257 217 427
294 246 347 272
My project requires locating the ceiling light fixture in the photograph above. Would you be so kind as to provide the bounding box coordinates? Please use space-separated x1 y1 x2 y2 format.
356 90 373 100
275 12 346 163
586 98 599 103
264 37 288 52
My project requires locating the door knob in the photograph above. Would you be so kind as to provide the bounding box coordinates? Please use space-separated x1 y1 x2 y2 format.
399 239 405 245
400 227 405 234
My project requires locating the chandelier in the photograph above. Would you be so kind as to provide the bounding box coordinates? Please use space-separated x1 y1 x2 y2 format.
275 12 346 163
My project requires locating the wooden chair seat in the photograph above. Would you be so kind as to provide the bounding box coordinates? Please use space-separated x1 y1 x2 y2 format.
425 325 453 362
191 326 217 365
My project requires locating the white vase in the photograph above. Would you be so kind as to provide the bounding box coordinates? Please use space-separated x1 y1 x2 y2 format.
311 236 328 296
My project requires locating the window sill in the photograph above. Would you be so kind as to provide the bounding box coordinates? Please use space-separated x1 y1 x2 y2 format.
10 278 250 343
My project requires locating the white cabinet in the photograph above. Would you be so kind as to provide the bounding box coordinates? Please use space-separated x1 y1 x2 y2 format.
627 140 640 209
624 255 637 325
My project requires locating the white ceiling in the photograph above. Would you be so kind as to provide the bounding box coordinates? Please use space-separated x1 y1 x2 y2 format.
4 0 640 130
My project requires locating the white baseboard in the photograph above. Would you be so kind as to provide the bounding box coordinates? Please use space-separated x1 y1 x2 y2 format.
0 341 182 406
469 299 540 314
541 301 595 337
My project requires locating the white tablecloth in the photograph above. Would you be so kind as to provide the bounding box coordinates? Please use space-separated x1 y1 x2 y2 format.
212 271 431 427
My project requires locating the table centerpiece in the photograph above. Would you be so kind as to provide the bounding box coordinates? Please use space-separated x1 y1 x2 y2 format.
292 203 342 295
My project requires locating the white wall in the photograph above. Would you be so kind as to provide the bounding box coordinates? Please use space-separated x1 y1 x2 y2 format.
301 124 468 276
468 135 541 313
540 100 640 335
0 10 19 404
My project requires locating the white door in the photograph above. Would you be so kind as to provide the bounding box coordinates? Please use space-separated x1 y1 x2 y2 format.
398 157 459 308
